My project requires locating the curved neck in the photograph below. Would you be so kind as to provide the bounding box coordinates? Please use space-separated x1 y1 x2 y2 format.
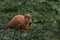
24 16 29 24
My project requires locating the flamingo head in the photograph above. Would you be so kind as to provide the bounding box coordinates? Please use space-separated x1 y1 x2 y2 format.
25 14 32 26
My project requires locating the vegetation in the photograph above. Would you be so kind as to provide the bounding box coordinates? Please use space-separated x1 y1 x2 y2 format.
0 0 60 40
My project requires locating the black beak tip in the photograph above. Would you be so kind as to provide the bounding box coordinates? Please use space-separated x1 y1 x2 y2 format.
29 22 32 25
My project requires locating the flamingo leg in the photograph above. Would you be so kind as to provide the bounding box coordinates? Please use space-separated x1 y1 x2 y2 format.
19 29 23 40
13 29 16 40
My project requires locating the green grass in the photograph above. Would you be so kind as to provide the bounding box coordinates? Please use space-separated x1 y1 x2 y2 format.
0 1 60 40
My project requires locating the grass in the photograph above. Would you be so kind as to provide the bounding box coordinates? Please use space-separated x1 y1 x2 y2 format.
0 1 60 40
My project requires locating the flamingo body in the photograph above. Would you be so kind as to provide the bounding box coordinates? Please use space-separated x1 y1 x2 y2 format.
4 14 32 31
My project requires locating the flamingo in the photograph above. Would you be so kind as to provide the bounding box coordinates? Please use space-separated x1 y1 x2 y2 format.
1 14 32 40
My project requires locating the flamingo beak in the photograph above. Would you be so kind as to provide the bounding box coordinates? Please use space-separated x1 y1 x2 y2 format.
29 19 32 26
